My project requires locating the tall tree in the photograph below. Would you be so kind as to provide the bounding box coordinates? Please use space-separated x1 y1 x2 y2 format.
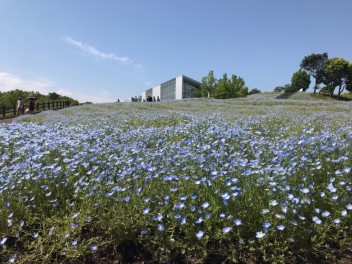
200 70 217 97
213 73 229 99
229 74 247 98
290 69 311 92
322 58 351 100
300 53 328 94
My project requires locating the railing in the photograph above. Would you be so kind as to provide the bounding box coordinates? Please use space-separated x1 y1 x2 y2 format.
1 101 70 119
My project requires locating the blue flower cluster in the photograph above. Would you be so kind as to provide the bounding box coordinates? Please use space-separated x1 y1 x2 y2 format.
1 99 352 262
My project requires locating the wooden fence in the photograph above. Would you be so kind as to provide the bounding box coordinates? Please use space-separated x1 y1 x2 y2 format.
1 101 70 119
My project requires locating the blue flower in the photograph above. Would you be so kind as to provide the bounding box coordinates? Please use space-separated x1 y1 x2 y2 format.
222 227 232 234
202 202 210 209
234 219 242 226
276 225 285 230
0 237 7 245
90 244 97 251
256 231 265 239
196 230 204 240
312 216 322 224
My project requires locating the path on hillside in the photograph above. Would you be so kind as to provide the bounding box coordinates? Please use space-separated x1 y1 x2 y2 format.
0 117 15 124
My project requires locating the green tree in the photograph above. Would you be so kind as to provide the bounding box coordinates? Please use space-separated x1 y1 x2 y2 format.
322 58 351 100
200 70 217 97
273 86 285 92
300 53 328 94
213 73 229 99
248 88 261 95
345 63 352 93
229 74 247 98
290 69 311 92
48 92 60 101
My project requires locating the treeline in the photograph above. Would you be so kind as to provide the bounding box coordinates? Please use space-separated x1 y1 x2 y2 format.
195 70 261 99
275 53 352 100
0 89 79 107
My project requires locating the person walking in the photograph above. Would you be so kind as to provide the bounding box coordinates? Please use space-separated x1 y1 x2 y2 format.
17 97 23 116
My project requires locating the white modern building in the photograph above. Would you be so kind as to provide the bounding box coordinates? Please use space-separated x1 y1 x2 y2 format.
141 75 200 101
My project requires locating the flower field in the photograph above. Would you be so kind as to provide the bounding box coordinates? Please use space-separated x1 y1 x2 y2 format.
1 95 352 263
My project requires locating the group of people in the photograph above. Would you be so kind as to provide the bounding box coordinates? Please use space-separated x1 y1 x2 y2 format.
146 95 160 102
16 97 36 116
129 95 161 102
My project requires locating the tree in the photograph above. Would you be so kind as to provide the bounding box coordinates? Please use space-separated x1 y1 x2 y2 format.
290 69 311 92
213 73 229 99
345 63 352 93
273 86 285 92
300 53 328 94
48 92 60 101
248 88 261 95
322 58 351 100
229 74 247 98
200 70 216 97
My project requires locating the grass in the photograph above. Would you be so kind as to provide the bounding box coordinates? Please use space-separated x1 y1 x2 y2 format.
1 96 352 263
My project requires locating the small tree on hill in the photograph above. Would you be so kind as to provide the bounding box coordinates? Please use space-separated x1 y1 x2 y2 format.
289 69 311 92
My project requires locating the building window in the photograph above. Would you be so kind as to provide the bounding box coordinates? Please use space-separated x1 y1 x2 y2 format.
182 78 200 98
161 78 176 100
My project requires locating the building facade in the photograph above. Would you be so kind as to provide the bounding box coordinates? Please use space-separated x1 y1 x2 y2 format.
141 75 200 101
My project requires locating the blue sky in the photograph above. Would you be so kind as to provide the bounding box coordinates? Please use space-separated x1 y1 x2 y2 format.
0 1 351 103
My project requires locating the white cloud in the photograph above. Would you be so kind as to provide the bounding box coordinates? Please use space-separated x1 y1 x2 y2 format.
0 72 54 94
63 36 133 64
0 72 118 104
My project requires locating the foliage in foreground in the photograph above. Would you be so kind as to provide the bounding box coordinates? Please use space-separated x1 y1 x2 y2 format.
1 97 352 263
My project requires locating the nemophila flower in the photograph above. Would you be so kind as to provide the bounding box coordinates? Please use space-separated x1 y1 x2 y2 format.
157 224 165 231
190 194 198 199
190 205 196 211
195 217 204 224
219 213 226 218
277 225 285 230
9 255 16 263
263 221 271 229
71 239 78 246
346 204 352 210
269 200 278 206
202 202 210 209
262 209 269 214
322 211 330 217
33 232 39 238
0 237 7 245
342 210 348 217
90 244 97 251
333 218 341 224
8 212 13 218
180 217 187 225
143 208 150 215
312 216 322 224
290 219 298 226
256 231 266 239
222 227 232 234
141 229 149 235
72 212 80 219
175 202 185 209
327 183 337 192
234 219 242 226
205 212 211 219
301 188 310 194
144 198 150 203
196 230 204 240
